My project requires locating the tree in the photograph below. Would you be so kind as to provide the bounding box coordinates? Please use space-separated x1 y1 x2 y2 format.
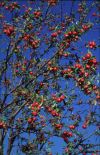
0 0 100 154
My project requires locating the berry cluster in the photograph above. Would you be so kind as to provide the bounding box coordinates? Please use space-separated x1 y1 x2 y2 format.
47 0 58 6
33 10 42 18
78 3 85 13
46 106 61 117
5 2 19 11
75 53 98 95
31 102 41 116
52 94 65 102
0 120 6 129
88 41 96 49
55 123 62 130
61 53 99 100
51 32 58 38
69 125 76 130
64 30 79 42
23 33 40 49
62 131 73 143
3 24 15 36
82 24 92 31
28 117 37 124
61 67 73 78
28 102 42 124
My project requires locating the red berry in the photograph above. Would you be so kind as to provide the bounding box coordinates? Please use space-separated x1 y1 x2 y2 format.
55 123 62 129
51 110 57 116
60 95 65 100
56 97 62 102
86 64 90 69
69 125 75 130
82 57 86 61
64 34 69 38
82 124 87 129
92 58 97 65
29 71 33 75
63 137 69 143
51 32 58 37
32 111 37 116
93 85 97 90
74 63 82 69
85 53 92 59
47 107 52 112
65 131 73 137
28 118 33 123
0 122 3 128
85 72 89 77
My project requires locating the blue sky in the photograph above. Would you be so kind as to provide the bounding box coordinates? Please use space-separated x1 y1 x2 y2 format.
0 0 100 155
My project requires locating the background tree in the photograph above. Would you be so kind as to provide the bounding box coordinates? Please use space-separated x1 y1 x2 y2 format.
0 0 100 155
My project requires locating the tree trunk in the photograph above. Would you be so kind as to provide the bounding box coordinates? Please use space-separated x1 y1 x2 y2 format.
7 131 16 155
0 130 3 155
7 141 12 155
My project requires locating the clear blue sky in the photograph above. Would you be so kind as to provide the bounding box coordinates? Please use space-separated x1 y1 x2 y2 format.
0 0 99 155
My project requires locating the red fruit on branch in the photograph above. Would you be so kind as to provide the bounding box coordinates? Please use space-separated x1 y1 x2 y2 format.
82 124 87 129
33 117 37 121
60 95 65 100
23 34 30 41
34 102 39 106
69 125 75 130
9 26 14 32
85 53 92 59
72 31 78 35
51 110 57 116
68 132 73 137
96 95 100 101
0 121 6 128
68 31 72 36
93 85 97 90
47 107 52 112
40 82 44 87
92 58 97 65
52 67 58 72
64 34 68 38
28 117 33 124
65 147 69 152
63 53 69 57
56 97 62 102
86 64 91 69
51 32 58 37
29 71 33 75
0 122 3 128
0 1 99 154
32 111 38 116
57 30 61 34
34 10 42 18
62 131 68 136
55 123 62 129
3 25 14 36
82 24 90 31
88 41 96 49
74 63 82 69
48 0 58 6
82 56 86 61
62 131 73 137
84 72 89 77
79 69 85 75
63 137 69 143
79 77 85 83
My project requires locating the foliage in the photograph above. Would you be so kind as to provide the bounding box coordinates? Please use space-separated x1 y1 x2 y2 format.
0 0 100 155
